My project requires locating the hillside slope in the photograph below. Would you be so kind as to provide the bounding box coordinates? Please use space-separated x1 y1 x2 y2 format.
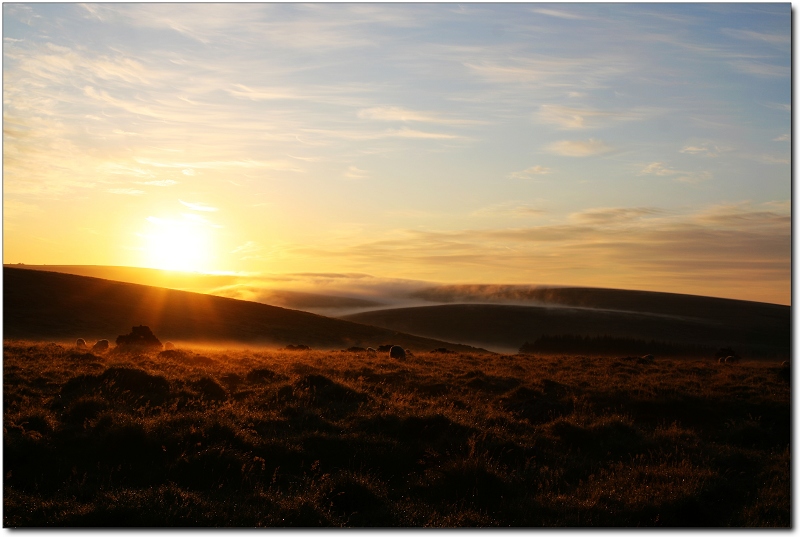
2 267 479 352
343 300 790 357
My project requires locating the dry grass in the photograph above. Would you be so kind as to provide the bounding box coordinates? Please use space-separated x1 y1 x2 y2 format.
3 340 790 527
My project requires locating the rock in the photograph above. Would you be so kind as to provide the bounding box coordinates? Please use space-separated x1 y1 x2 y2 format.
389 345 406 360
92 339 109 352
115 325 163 351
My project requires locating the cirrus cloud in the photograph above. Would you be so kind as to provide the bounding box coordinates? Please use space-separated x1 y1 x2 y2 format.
509 165 552 179
546 138 612 157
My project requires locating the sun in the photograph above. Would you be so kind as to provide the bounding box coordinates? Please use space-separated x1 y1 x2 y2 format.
141 216 213 272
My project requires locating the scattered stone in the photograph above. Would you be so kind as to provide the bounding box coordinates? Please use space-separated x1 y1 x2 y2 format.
92 339 109 352
76 339 87 349
637 354 654 364
389 346 406 360
715 347 738 361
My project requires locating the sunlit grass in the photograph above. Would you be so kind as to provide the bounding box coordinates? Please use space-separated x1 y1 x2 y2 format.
4 340 789 527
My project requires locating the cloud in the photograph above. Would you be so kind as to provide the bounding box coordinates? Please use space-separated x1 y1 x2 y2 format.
721 28 790 46
546 139 612 157
538 105 610 129
179 200 218 212
679 142 730 157
531 8 585 20
135 157 301 171
537 104 653 130
227 84 304 101
100 163 156 178
231 241 261 255
136 179 180 186
570 207 664 225
639 162 712 184
639 162 678 176
344 166 369 180
509 165 552 179
757 154 790 165
181 212 222 228
674 171 713 184
472 202 547 218
291 201 789 304
729 60 788 77
107 188 145 196
772 134 789 142
357 106 479 125
388 128 462 140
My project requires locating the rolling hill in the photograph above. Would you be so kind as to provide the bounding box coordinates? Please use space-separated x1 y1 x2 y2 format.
2 267 480 352
342 296 790 357
3 264 385 313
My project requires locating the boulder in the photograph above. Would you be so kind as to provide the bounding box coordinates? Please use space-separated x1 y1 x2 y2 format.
115 325 163 351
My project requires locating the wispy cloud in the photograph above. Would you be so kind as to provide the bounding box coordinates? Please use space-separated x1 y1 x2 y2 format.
358 106 480 125
729 60 788 77
180 200 218 212
472 202 547 218
107 188 145 196
547 139 613 157
639 162 678 176
136 179 180 187
570 206 664 225
721 28 790 46
509 165 552 179
344 166 369 180
674 171 713 184
639 162 713 184
679 142 730 158
531 8 586 20
537 104 651 129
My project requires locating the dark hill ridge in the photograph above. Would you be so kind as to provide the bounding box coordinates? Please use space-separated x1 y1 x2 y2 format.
3 264 384 312
2 267 480 352
342 301 790 358
412 284 789 315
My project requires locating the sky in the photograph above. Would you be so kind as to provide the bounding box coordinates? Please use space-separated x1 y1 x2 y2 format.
3 3 791 305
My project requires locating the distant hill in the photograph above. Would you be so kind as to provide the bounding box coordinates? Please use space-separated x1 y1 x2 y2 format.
3 264 384 313
342 298 790 358
2 267 481 352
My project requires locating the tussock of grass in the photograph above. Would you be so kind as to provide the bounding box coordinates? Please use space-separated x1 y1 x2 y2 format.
3 340 789 527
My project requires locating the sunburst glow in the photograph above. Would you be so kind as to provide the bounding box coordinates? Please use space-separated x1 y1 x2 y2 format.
142 216 213 273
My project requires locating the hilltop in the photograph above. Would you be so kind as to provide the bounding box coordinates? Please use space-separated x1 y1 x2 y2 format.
342 297 790 357
2 267 480 352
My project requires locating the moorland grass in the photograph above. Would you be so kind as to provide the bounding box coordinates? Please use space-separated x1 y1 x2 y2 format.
3 341 789 527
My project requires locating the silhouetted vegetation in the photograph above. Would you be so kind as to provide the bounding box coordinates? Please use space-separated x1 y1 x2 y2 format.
4 341 788 527
519 335 713 357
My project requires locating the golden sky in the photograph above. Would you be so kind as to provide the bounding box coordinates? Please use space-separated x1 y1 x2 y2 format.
3 4 791 305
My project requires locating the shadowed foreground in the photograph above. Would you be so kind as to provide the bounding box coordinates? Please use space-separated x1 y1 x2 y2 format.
4 341 789 527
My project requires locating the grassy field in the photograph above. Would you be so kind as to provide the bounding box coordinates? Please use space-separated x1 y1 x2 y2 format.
4 340 789 527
